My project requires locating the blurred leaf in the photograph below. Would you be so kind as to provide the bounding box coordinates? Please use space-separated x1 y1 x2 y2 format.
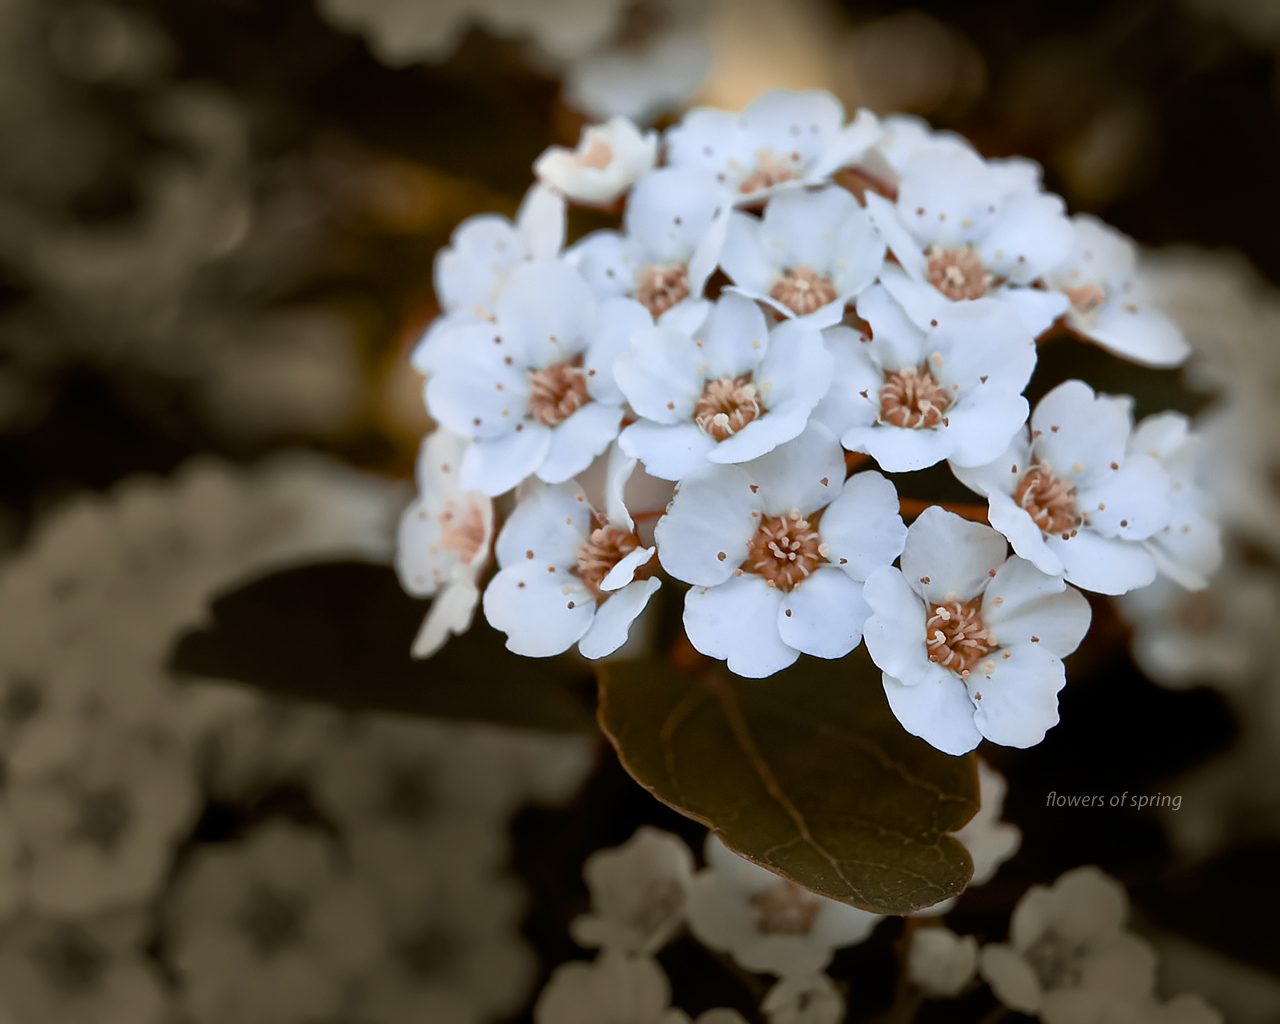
170 560 596 733
598 649 980 914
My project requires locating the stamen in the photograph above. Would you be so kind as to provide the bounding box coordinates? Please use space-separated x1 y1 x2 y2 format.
925 597 999 676
574 524 645 599
877 366 951 430
1013 460 1080 536
1060 282 1106 318
635 262 690 318
437 501 486 564
694 375 762 441
739 149 803 195
527 358 590 427
770 265 838 316
925 245 994 301
749 880 823 935
742 511 825 592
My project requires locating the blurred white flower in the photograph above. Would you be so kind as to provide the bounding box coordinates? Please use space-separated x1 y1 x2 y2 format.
570 825 695 954
483 451 660 659
657 424 905 678
535 949 689 1024
7 727 196 916
720 186 885 325
167 821 384 1024
828 285 1037 473
760 972 845 1024
908 926 978 998
953 380 1176 596
396 430 495 658
0 908 172 1024
666 90 881 205
615 292 833 482
1046 217 1190 367
863 507 1092 755
535 117 658 206
958 760 1022 886
687 834 881 978
978 866 1159 1023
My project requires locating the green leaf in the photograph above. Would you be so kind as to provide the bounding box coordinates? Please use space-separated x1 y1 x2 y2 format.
170 560 596 733
598 648 980 914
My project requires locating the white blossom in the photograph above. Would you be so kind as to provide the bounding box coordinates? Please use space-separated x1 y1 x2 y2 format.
761 973 845 1024
483 448 660 658
862 145 1073 336
535 950 689 1024
657 424 906 678
569 165 728 322
978 866 1160 1024
958 760 1023 886
167 821 384 1024
396 430 495 658
535 116 658 207
615 292 834 482
720 185 885 326
665 90 882 206
822 285 1036 473
908 926 979 998
1045 216 1190 367
863 507 1092 755
687 834 881 978
952 380 1176 596
1127 412 1222 590
426 260 624 496
571 826 695 954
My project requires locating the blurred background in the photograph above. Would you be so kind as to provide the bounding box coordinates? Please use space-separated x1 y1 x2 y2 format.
0 0 1279 1021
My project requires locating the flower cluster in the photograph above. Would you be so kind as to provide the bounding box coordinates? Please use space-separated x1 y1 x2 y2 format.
401 90 1219 754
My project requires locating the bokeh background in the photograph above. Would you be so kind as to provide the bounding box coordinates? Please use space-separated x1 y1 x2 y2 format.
1 0 1279 1021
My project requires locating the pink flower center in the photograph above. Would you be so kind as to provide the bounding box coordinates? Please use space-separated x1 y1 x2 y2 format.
738 149 803 196
527 358 590 427
770 265 838 316
926 598 998 679
878 367 951 430
578 137 614 170
925 244 993 301
437 500 487 566
1061 282 1106 317
635 262 690 318
575 524 644 599
1014 461 1080 539
749 879 823 935
694 374 761 441
742 509 826 592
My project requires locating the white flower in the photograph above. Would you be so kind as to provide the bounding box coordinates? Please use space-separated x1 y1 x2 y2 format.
615 292 834 482
483 448 661 658
720 185 885 326
958 760 1023 886
687 834 882 978
908 926 979 998
571 826 695 954
978 866 1159 1024
952 380 1176 596
862 145 1073 336
535 116 658 206
657 424 906 678
761 973 845 1024
6 727 197 916
535 950 689 1024
426 260 624 496
568 165 729 322
825 285 1036 473
1045 216 1189 367
167 821 383 1024
0 908 173 1024
665 90 882 206
1116 553 1279 690
1126 412 1222 590
396 430 495 658
863 507 1092 755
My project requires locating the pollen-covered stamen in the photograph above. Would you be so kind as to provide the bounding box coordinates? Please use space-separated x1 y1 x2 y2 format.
437 500 487 565
1060 282 1106 318
739 149 803 195
743 509 825 591
635 262 690 318
770 265 838 316
574 523 643 599
749 879 823 935
527 357 590 427
1014 460 1081 537
926 597 998 679
694 374 762 441
878 366 951 429
925 244 994 301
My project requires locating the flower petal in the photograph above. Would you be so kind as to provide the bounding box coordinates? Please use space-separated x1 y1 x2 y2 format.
746 422 846 516
882 670 982 755
494 481 590 569
978 945 1042 1014
1077 454 1173 542
656 464 760 586
1030 380 1131 489
1047 530 1157 595
843 422 955 473
683 574 797 678
483 562 594 657
588 298 656 405
618 420 717 481
461 426 552 496
625 166 727 264
901 506 1007 603
966 642 1065 748
410 580 480 658
778 567 870 660
615 325 706 424
986 491 1065 577
496 261 597 367
698 291 770 380
862 566 937 688
537 402 624 484
578 577 662 659
819 471 907 582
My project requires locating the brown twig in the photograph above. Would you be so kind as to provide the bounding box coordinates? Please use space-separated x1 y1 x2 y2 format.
898 498 990 524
